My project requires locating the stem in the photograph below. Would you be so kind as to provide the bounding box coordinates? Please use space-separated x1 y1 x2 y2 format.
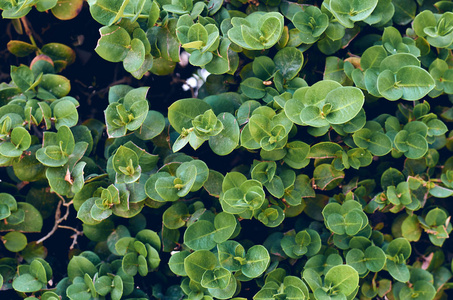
36 196 73 245
429 179 442 182
36 200 63 244
122 13 149 19
28 34 38 49
58 225 83 250
20 16 40 53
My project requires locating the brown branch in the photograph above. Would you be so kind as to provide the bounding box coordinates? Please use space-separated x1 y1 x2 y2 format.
36 197 73 245
36 200 62 244
57 225 83 250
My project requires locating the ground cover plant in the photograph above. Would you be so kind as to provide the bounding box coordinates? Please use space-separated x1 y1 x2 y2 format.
0 0 453 299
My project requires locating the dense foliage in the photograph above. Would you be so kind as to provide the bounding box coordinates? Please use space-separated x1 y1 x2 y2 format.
0 0 453 299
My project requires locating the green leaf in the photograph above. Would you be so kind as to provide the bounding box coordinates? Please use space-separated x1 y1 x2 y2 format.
150 176 176 202
325 87 364 124
53 99 78 129
111 275 123 300
274 47 304 80
184 220 217 250
66 282 91 300
426 119 448 136
400 281 436 300
361 46 387 70
169 250 190 276
382 26 403 54
184 250 217 283
394 131 428 159
95 25 131 62
303 268 322 292
329 0 378 28
260 13 285 48
324 265 359 297
209 112 240 156
0 202 43 232
163 202 189 229
3 231 27 252
146 244 161 270
122 252 139 276
134 110 165 140
30 259 48 284
228 12 284 50
353 129 392 156
393 0 416 25
292 6 329 43
36 0 58 12
379 53 420 73
189 50 213 67
67 255 97 281
112 146 140 183
313 164 344 190
284 141 310 169
51 0 84 20
123 38 146 73
308 142 342 159
40 74 71 98
344 210 365 235
241 77 266 99
217 240 244 272
12 273 43 293
175 162 197 196
208 273 237 299
379 66 435 101
253 56 276 80
429 185 453 198
213 212 237 244
0 127 31 157
327 213 346 235
387 260 410 282
7 40 37 57
387 237 411 258
201 267 232 289
168 98 211 133
203 169 224 197
346 249 367 275
41 43 76 66
94 276 112 296
364 246 386 272
10 65 34 91
242 245 270 278
401 215 422 241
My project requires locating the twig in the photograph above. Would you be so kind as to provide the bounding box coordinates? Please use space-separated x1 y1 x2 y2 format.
36 197 73 245
20 16 40 50
58 225 83 250
36 201 62 244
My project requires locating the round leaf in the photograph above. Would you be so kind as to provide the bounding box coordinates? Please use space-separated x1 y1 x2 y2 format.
324 265 359 297
184 220 217 250
325 87 364 124
3 231 27 252
184 250 217 283
242 245 270 278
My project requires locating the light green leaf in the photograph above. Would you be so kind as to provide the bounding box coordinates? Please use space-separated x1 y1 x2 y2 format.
324 265 359 297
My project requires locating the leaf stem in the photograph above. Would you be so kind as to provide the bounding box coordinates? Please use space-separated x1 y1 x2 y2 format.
122 13 149 19
20 16 40 53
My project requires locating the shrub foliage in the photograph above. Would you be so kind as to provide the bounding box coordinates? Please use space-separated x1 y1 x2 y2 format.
0 0 453 299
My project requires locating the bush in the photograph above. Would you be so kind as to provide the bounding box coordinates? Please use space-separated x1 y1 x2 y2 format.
0 0 452 299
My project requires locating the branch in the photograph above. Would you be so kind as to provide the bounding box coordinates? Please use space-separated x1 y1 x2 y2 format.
36 200 62 244
58 225 83 250
36 197 73 245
